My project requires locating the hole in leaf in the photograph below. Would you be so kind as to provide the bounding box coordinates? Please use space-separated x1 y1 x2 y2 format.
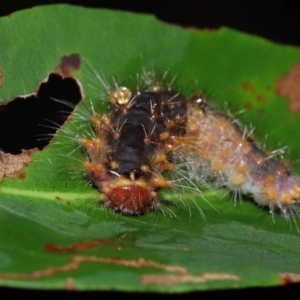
0 73 83 154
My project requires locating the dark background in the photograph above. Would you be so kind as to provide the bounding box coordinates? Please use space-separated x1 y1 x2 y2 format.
1 1 300 46
1 0 300 297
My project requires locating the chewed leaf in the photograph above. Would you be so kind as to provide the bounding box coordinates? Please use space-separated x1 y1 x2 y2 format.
0 4 300 293
0 150 35 180
0 73 82 154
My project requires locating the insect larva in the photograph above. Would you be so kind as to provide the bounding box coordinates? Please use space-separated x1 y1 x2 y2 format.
79 70 300 224
184 93 300 222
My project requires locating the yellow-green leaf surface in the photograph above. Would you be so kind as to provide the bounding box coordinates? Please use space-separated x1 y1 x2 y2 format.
1 4 300 292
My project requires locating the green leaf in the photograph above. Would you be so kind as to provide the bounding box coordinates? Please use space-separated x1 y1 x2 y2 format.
1 4 300 292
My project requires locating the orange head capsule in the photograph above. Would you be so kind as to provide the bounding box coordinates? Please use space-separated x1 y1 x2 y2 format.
109 185 151 215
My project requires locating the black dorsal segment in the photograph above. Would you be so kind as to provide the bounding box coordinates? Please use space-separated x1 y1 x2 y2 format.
107 89 188 177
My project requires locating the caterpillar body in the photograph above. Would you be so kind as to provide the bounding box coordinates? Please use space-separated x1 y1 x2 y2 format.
77 70 300 222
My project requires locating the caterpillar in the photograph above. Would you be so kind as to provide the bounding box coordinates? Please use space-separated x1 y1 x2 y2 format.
72 69 300 223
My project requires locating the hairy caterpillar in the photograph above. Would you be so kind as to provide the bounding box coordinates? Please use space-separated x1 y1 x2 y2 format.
64 68 300 225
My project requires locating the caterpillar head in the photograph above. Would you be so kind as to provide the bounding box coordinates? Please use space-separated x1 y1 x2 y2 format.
87 165 156 215
108 183 153 215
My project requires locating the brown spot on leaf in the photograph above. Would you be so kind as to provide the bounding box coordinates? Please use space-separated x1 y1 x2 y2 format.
64 277 77 291
66 200 71 205
182 248 191 252
256 95 266 103
0 149 37 180
44 240 113 253
17 171 26 179
279 272 300 284
142 272 240 286
59 53 81 77
242 82 255 93
55 196 61 200
243 83 268 103
244 101 252 110
277 61 300 112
